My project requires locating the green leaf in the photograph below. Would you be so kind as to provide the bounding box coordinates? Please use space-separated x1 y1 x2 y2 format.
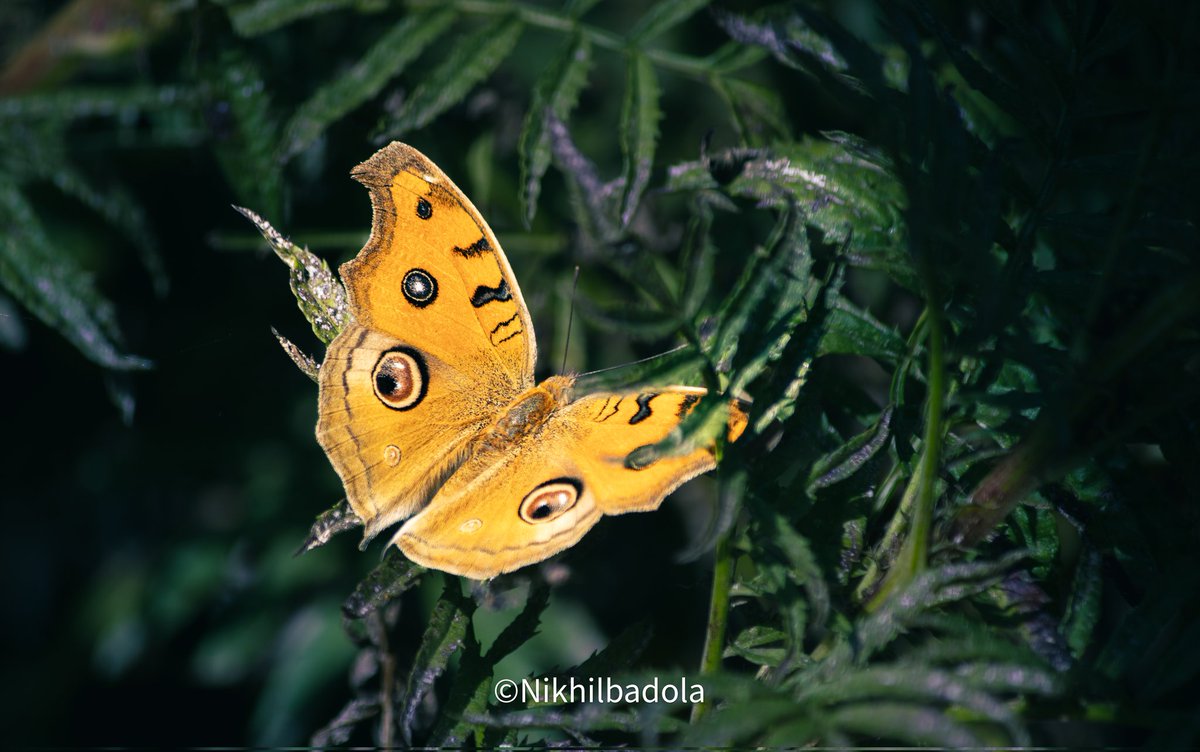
724 625 787 667
0 122 167 297
518 34 591 225
716 77 791 145
235 206 350 344
819 294 906 362
829 702 981 747
398 577 471 743
0 86 199 121
630 0 712 43
430 584 546 747
486 582 551 663
211 54 283 217
807 405 893 494
297 498 360 553
683 693 800 747
377 16 524 140
571 621 653 678
225 0 371 37
341 548 424 618
52 168 167 297
618 53 661 226
281 9 455 161
311 699 380 747
710 203 816 396
0 180 151 371
679 203 717 318
799 665 1027 744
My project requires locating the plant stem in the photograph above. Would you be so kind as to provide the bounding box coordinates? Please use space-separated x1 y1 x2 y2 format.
692 509 735 723
865 301 945 609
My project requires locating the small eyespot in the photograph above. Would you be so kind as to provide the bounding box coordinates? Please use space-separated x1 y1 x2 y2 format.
519 479 582 524
402 268 437 308
416 198 432 219
372 347 428 411
459 518 482 534
384 444 402 467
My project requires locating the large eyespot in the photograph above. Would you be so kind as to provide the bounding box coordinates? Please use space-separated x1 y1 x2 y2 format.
402 268 438 308
372 347 428 411
519 478 582 524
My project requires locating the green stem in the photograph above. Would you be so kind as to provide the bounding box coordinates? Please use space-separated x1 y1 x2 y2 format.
905 305 945 564
864 301 945 609
692 516 734 723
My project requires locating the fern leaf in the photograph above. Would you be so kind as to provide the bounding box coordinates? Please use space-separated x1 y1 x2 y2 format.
0 179 151 371
341 548 424 618
618 52 661 226
518 33 591 226
211 54 282 217
235 206 349 344
281 9 455 161
630 0 712 43
829 702 981 747
819 294 906 362
398 578 471 744
376 16 524 140
0 85 198 120
226 0 363 37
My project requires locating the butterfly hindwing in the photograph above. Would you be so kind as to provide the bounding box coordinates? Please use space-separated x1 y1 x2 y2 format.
392 388 746 579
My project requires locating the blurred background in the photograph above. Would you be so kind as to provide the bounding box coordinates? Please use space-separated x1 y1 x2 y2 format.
2 0 1198 747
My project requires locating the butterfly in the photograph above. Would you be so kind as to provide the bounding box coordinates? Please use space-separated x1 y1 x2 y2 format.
316 142 745 579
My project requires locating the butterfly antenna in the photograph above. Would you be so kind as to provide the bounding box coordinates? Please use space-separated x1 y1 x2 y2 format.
560 265 581 374
577 343 690 377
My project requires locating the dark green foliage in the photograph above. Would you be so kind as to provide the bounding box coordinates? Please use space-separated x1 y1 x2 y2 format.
2 0 1197 747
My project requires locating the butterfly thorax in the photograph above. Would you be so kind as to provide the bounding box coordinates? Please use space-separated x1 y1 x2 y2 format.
473 375 575 455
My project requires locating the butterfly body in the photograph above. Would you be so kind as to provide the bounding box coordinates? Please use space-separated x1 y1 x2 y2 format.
474 375 574 455
315 142 743 579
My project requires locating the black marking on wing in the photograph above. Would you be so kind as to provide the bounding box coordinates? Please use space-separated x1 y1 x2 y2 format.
603 397 623 422
339 328 371 440
490 312 518 335
677 393 701 417
593 397 612 422
496 328 524 345
629 393 658 425
453 236 492 257
471 278 512 308
416 198 432 219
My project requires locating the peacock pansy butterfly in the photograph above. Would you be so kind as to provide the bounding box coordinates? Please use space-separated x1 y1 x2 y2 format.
316 142 745 580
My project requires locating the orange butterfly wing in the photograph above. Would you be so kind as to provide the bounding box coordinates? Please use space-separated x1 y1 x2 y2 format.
392 388 746 579
317 143 536 539
344 143 536 382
